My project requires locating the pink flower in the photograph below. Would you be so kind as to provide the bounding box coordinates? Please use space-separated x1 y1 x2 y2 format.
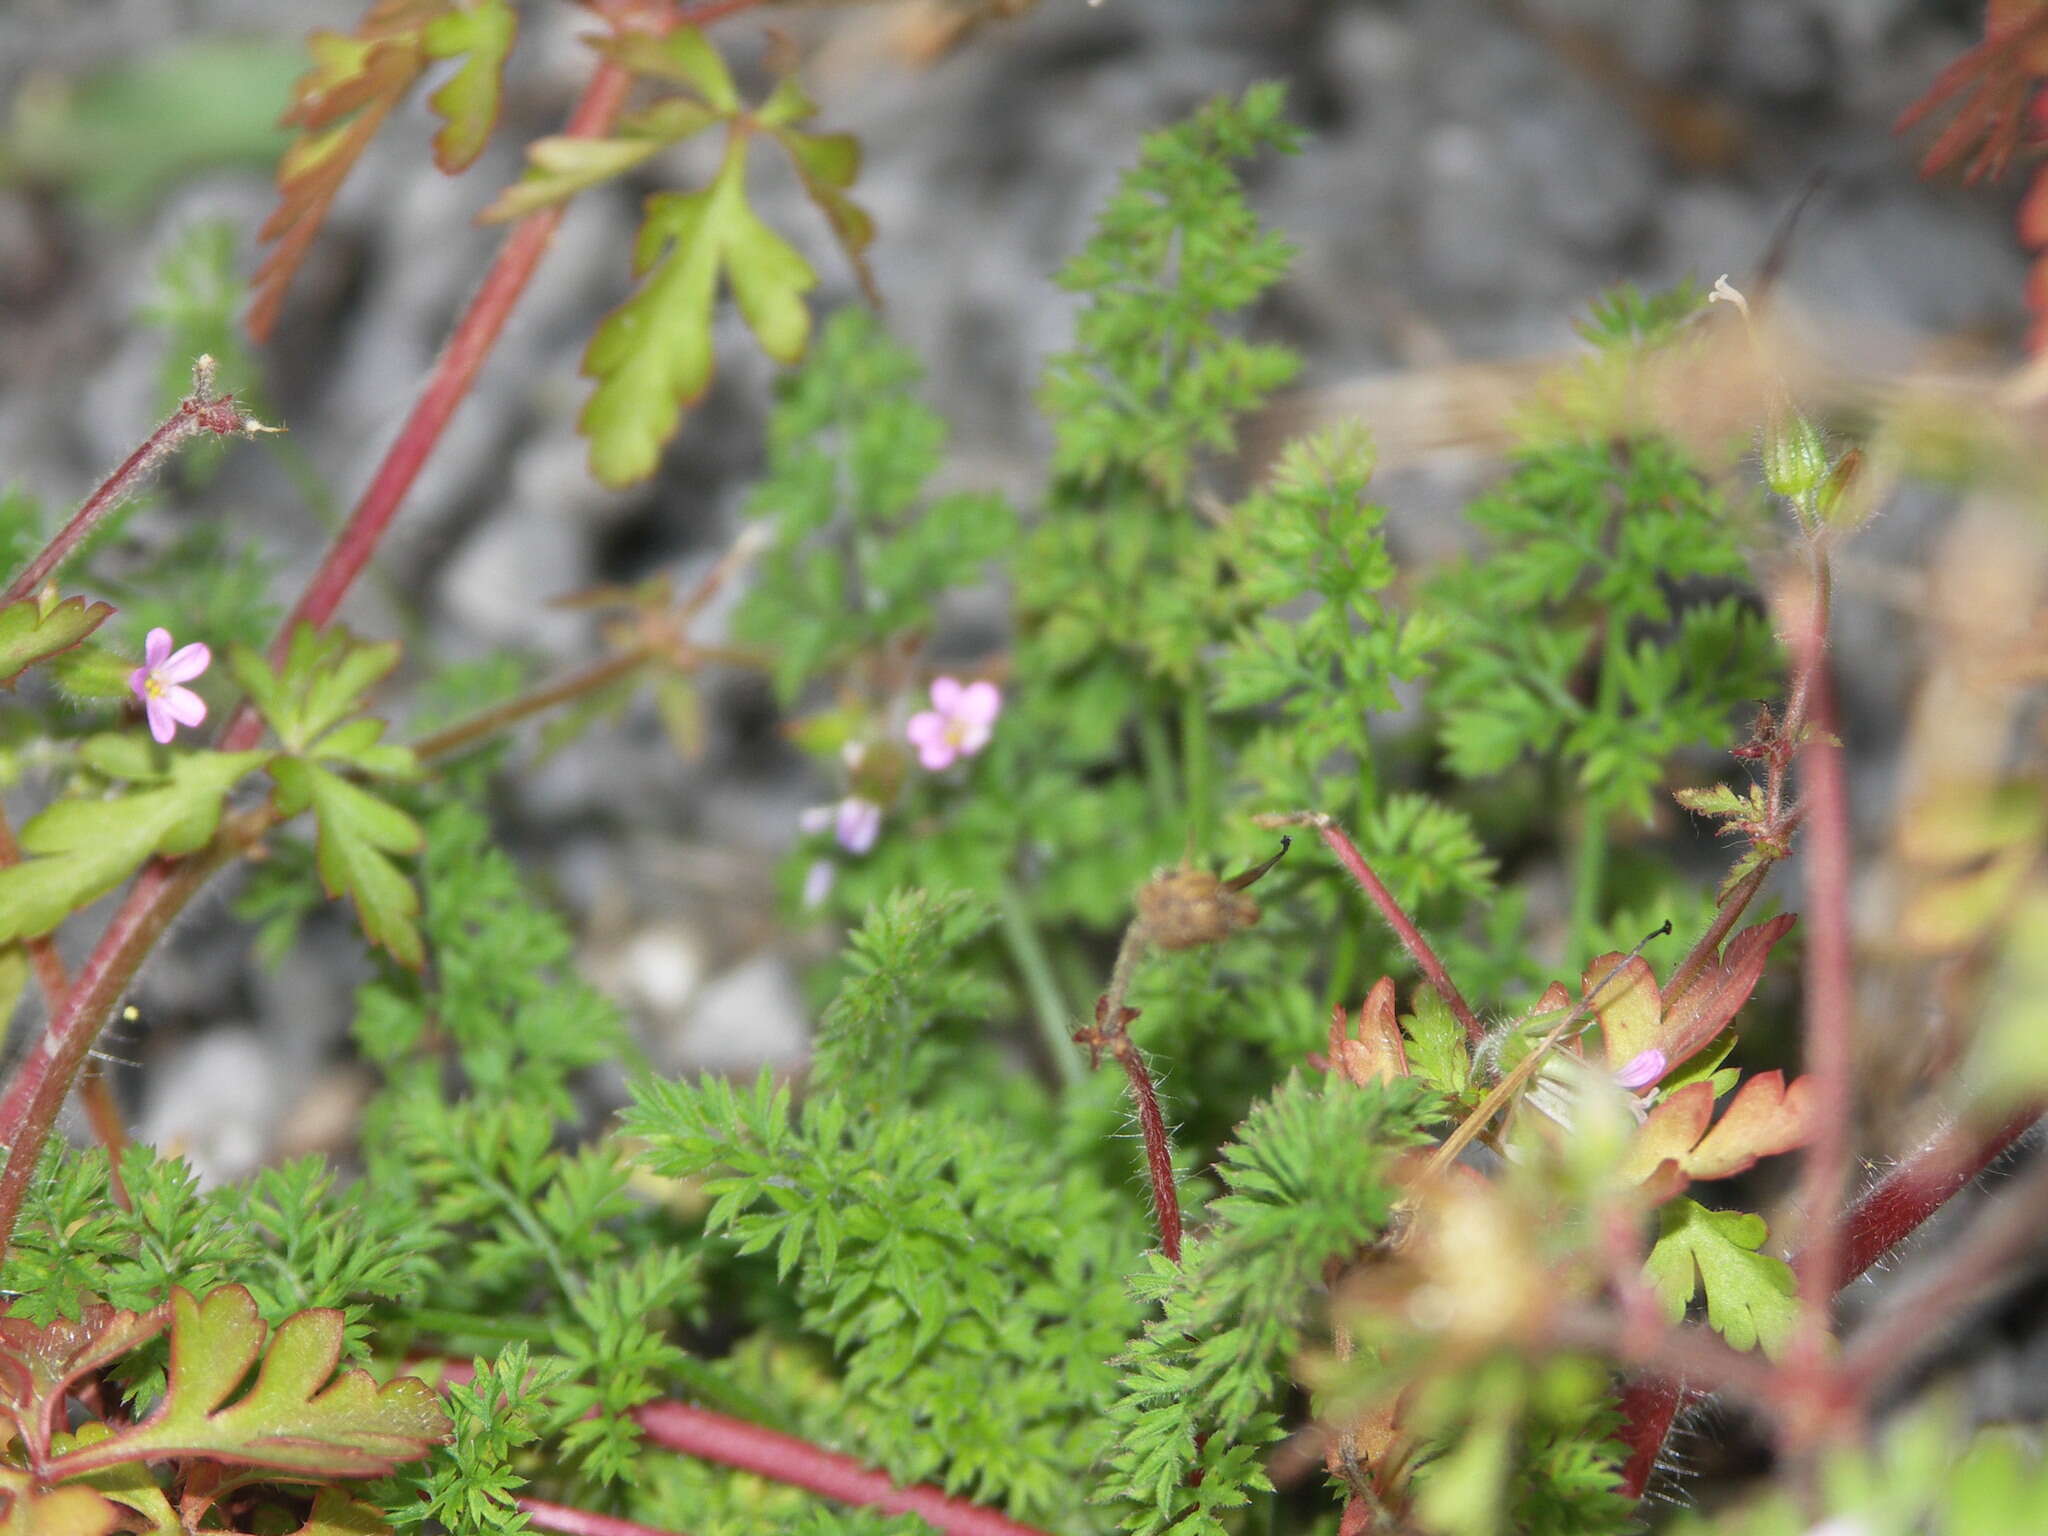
905 676 1001 771
800 796 882 856
128 627 211 744
1613 1048 1668 1092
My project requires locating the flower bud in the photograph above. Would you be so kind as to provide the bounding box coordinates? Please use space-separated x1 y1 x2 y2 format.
1762 401 1829 501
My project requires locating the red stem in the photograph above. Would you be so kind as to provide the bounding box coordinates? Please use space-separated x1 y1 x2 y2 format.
1787 562 1852 1431
1256 812 1485 1044
515 1498 688 1536
0 388 253 607
224 59 638 747
632 1399 1053 1536
1614 1107 2039 1495
0 831 253 1246
1118 1042 1183 1263
0 16 651 1243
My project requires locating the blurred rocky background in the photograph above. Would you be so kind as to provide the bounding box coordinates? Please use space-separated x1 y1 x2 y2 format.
0 0 2029 1190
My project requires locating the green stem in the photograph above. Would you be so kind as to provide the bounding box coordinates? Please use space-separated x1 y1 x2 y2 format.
1567 806 1607 963
1181 686 1211 849
1135 706 1180 828
411 648 652 764
994 878 1084 1092
400 1307 554 1344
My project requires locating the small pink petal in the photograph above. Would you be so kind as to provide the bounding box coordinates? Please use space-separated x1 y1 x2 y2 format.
1614 1048 1668 1091
929 675 964 714
144 696 176 744
143 628 173 669
835 797 881 855
955 719 993 757
801 859 836 910
128 666 151 702
906 711 948 753
164 686 207 729
956 680 1001 725
157 641 211 684
915 739 957 772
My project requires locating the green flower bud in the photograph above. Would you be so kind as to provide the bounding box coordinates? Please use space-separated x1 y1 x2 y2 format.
1762 401 1829 501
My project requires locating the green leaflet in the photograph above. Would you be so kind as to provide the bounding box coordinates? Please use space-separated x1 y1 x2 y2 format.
1642 1197 1798 1358
421 0 516 173
233 625 423 965
0 750 267 942
581 138 813 487
524 26 874 486
0 595 116 689
270 759 424 969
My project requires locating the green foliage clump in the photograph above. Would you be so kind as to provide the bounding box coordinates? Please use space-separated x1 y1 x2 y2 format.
1428 433 1779 825
625 1066 1141 1521
736 307 1017 703
1102 1074 1440 1535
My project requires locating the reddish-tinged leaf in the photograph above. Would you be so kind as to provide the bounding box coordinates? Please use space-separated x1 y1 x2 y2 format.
774 125 879 305
1685 1070 1815 1180
1618 1081 1715 1187
1896 8 2048 182
0 1469 118 1536
1619 1071 1815 1194
250 33 424 341
46 1287 447 1482
1658 914 1797 1068
251 0 515 340
1330 976 1408 1087
0 1304 169 1470
479 98 721 224
1585 953 1661 1070
600 27 739 111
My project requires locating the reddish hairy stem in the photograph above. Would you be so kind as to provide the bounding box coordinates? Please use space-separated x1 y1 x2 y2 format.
1840 1143 2048 1397
1118 1040 1183 1263
632 1399 1054 1536
0 19 654 1242
0 825 257 1244
1663 860 1769 1002
1614 1108 2039 1496
226 60 638 746
1254 811 1484 1044
514 1499 687 1536
0 811 128 1200
1 379 264 607
1786 560 1853 1433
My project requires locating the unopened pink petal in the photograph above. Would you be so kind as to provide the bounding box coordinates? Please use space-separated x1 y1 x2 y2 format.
143 627 173 668
956 680 1001 725
1614 1047 1667 1091
158 641 211 684
164 686 207 729
929 675 964 713
144 696 176 744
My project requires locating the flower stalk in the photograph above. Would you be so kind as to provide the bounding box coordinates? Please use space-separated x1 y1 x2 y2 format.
1 357 277 608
